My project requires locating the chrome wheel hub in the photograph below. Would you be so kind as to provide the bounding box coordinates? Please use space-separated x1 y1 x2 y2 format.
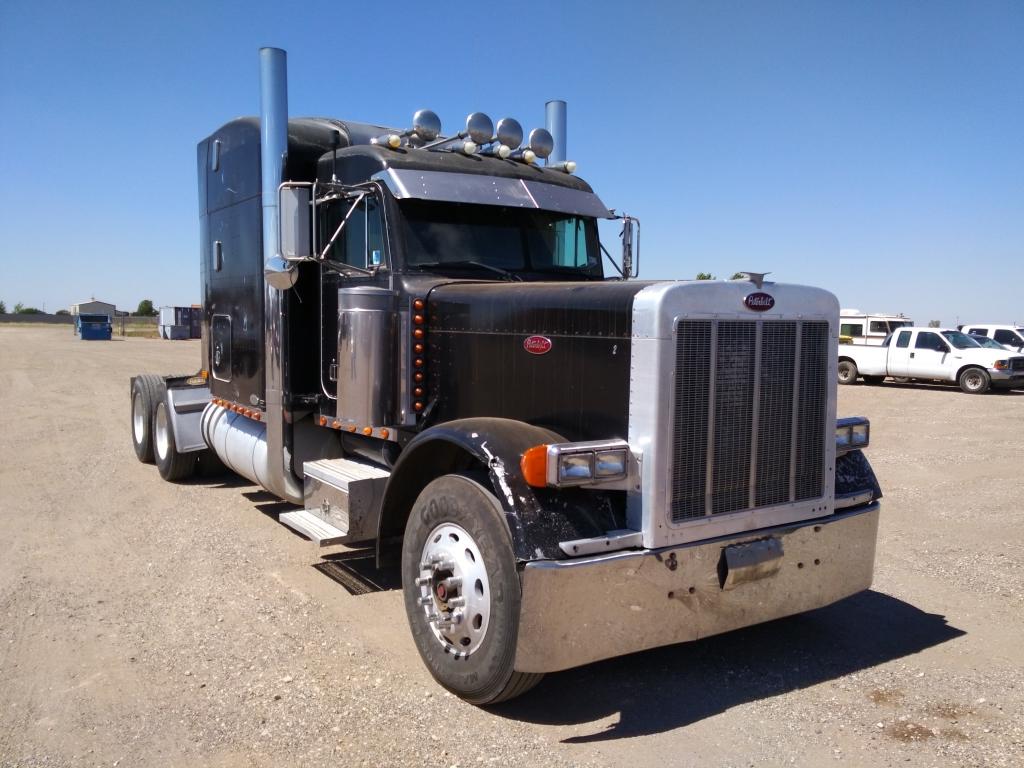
132 391 146 443
154 402 170 460
416 523 490 656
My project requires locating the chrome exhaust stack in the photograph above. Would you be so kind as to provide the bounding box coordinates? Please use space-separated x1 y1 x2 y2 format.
258 46 302 504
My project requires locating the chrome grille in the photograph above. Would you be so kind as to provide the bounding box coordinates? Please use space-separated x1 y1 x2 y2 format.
670 319 830 524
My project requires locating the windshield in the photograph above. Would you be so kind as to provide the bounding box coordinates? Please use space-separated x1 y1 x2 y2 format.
941 330 981 350
970 335 1003 349
399 200 603 279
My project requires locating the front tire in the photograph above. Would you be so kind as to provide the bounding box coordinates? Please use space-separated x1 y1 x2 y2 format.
401 473 543 705
154 400 197 480
131 374 164 463
837 360 858 385
959 367 991 394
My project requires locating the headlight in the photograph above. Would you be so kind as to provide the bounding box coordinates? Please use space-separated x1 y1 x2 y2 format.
994 360 1009 370
836 417 870 453
521 439 631 488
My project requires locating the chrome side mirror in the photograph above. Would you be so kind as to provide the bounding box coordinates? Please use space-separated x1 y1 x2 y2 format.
279 185 312 261
265 256 298 290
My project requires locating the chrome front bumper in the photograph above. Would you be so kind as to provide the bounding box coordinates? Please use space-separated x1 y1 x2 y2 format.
514 503 879 673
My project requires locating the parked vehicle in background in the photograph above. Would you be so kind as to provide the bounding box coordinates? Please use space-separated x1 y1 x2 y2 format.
839 309 913 345
838 327 1024 393
960 324 1024 353
74 313 112 341
969 334 1016 351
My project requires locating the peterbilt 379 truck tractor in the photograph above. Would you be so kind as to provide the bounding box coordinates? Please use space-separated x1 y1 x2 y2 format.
129 48 882 705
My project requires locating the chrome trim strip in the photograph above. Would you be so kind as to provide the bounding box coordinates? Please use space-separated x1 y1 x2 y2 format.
834 489 874 509
789 321 802 502
749 320 763 508
704 322 718 517
558 529 643 557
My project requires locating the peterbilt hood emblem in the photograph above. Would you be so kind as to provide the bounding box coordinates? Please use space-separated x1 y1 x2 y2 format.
744 293 775 312
523 335 553 355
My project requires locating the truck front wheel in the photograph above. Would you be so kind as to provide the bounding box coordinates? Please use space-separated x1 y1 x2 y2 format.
837 360 858 385
958 367 991 394
401 473 543 705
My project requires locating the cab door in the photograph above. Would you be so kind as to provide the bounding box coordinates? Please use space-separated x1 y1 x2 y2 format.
888 330 913 376
908 331 951 380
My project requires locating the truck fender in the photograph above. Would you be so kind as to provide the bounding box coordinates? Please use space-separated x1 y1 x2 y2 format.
376 418 623 566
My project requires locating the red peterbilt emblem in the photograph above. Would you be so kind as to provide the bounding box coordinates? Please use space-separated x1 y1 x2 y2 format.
744 292 775 311
523 335 553 355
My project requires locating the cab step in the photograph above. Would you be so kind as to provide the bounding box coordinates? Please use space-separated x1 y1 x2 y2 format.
299 457 390 545
279 508 349 546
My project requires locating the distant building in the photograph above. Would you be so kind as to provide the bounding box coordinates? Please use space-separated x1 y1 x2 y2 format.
70 299 116 320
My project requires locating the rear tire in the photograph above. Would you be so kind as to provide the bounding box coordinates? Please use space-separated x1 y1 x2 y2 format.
862 375 885 385
401 473 543 706
154 400 197 481
958 367 990 394
837 360 858 385
131 374 164 463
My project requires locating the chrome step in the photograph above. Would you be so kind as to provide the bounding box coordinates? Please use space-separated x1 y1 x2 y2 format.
279 509 349 546
301 457 390 543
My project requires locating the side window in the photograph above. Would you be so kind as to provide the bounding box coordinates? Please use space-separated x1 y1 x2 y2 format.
840 323 864 337
551 218 588 267
343 196 385 269
969 327 988 337
896 331 911 348
915 332 942 351
994 329 1016 344
211 315 232 381
869 321 889 333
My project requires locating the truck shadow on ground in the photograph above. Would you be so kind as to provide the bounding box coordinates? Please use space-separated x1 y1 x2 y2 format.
859 381 1023 395
491 590 963 742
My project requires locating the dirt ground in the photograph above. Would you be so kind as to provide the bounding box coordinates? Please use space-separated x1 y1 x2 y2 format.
1 325 1022 768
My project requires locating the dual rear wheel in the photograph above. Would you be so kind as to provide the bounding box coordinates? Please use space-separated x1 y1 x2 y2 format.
130 375 196 480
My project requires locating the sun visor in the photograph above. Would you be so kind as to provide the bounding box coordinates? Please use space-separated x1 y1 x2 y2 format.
372 169 613 219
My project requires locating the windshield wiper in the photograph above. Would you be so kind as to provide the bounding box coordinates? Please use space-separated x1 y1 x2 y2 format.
415 260 523 282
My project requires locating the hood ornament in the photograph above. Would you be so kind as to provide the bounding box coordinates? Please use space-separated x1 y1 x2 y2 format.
735 271 771 289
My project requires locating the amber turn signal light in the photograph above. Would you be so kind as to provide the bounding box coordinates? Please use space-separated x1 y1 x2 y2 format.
413 298 425 311
521 444 549 488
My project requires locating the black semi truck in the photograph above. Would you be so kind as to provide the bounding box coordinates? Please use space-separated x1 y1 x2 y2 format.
129 48 882 705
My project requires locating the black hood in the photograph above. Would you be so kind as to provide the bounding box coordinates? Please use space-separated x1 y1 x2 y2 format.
424 280 654 442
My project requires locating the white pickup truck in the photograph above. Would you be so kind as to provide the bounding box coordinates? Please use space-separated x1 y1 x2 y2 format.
838 327 1024 393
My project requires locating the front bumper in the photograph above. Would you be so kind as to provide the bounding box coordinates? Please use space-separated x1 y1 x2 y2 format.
514 503 879 673
989 369 1024 389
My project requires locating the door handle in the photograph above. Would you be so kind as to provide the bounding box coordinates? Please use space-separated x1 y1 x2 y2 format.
910 352 915 358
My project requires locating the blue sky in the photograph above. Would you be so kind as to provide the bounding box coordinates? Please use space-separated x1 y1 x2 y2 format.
1 0 1021 324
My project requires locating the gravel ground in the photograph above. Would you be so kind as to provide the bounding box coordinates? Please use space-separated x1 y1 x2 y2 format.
1 325 1022 767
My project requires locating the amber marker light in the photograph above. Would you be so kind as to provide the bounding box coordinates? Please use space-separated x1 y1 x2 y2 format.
414 372 424 382
414 343 424 354
414 358 424 367
319 416 328 426
413 298 425 311
347 425 357 432
521 444 549 488
362 427 373 436
413 402 424 412
253 412 261 421
413 387 424 397
332 420 341 429
379 429 389 439
413 328 425 339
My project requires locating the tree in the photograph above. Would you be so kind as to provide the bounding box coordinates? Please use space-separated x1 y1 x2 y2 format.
136 299 158 317
730 272 746 280
14 304 44 314
56 309 70 316
696 272 715 280
14 302 23 313
0 300 6 314
927 320 941 328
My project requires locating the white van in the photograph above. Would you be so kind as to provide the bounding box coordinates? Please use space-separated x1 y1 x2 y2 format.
960 324 1024 353
839 309 914 345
